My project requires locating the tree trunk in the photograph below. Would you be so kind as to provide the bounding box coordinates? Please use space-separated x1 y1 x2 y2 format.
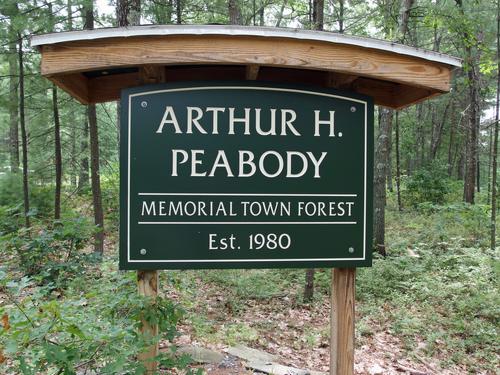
447 102 457 177
387 119 393 192
488 123 493 203
477 160 480 193
457 148 465 180
338 0 344 33
398 0 414 41
84 0 105 255
430 99 451 160
79 117 89 191
117 0 140 25
176 0 182 24
455 0 478 204
313 0 324 30
491 0 499 250
68 0 77 187
53 85 62 220
395 111 402 211
275 0 287 27
8 25 19 173
303 269 315 303
116 0 141 148
371 0 410 252
463 66 478 203
228 0 241 25
374 0 414 212
374 108 392 256
19 36 29 228
88 105 104 254
67 0 73 29
71 124 77 187
415 104 425 167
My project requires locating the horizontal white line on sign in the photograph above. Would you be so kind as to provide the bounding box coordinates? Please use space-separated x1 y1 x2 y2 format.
138 192 358 197
129 258 365 263
138 221 357 225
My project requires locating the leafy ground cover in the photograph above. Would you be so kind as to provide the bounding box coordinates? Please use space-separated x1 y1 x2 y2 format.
163 195 499 374
0 190 498 374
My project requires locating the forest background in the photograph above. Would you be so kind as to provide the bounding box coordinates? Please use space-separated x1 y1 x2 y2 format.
0 0 498 374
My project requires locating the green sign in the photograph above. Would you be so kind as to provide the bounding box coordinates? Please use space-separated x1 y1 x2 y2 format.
120 82 373 269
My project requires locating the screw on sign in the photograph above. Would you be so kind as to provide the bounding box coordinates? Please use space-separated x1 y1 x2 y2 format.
120 83 373 270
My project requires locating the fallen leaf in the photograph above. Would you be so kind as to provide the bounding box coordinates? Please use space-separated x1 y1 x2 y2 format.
1 313 9 331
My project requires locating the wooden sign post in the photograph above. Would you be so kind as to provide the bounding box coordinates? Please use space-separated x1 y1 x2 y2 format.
32 25 460 375
137 269 158 373
331 268 356 375
120 81 368 375
136 66 165 374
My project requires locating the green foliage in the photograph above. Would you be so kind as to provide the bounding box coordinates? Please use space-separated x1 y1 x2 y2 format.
100 167 120 229
356 243 499 372
3 217 96 285
432 203 491 247
0 203 24 235
167 199 499 372
0 173 24 207
0 173 54 219
0 262 189 374
0 0 498 374
403 162 451 207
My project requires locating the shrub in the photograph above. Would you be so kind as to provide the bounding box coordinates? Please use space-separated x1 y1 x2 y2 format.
100 169 120 229
403 162 451 207
0 267 192 374
4 217 96 286
0 204 24 235
0 173 54 219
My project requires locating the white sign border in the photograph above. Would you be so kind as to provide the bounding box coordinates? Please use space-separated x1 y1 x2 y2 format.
126 86 369 263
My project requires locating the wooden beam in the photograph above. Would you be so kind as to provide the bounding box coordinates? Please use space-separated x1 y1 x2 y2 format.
139 65 166 84
327 72 358 90
246 64 260 80
88 72 140 103
81 66 439 108
352 77 398 108
392 85 439 109
164 65 245 82
40 35 453 92
50 73 89 104
330 268 356 375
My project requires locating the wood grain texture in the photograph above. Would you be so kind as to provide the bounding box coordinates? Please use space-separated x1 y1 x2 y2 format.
88 72 140 103
137 270 159 375
50 65 440 108
136 65 164 375
246 64 260 80
330 268 356 375
327 72 358 90
40 35 452 92
49 73 89 104
139 65 166 84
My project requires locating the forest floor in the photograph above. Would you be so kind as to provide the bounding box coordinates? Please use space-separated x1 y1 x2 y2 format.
1 194 498 374
155 196 499 375
164 274 465 375
160 266 493 375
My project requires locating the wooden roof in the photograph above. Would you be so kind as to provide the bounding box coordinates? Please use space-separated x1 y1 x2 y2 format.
31 25 461 109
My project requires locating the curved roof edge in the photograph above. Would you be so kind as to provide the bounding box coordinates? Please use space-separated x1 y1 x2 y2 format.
31 25 462 68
